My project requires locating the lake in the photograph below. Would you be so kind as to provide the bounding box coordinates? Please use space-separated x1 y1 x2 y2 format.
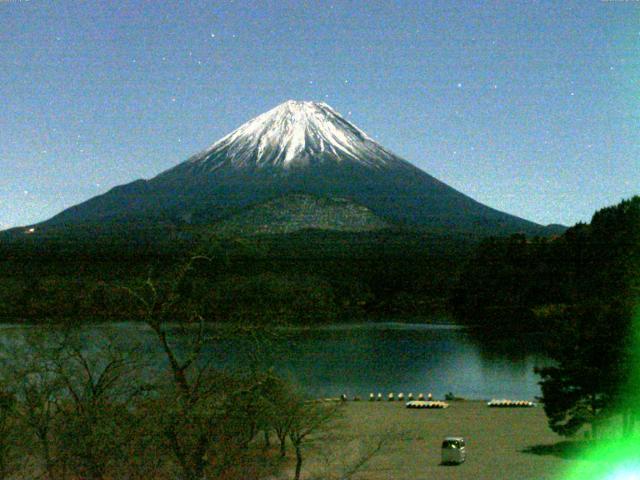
0 322 549 401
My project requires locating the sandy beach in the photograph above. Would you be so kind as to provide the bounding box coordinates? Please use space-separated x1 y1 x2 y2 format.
295 400 586 480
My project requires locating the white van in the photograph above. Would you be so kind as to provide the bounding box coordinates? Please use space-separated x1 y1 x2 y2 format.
441 437 466 465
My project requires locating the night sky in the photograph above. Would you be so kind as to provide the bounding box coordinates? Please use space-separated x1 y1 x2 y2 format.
1 0 638 230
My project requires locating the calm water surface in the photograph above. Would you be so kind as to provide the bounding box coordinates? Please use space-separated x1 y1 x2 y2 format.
0 322 549 400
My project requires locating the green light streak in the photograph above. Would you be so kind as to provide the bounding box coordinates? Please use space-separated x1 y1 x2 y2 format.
554 7 640 460
560 306 640 479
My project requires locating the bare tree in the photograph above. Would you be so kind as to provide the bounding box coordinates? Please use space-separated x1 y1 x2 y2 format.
117 255 346 480
0 388 18 480
3 325 156 480
1 327 68 479
118 256 266 480
287 400 343 480
116 256 210 399
14 347 64 478
50 331 145 480
254 374 300 459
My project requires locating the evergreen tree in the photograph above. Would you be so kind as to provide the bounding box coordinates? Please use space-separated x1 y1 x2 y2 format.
536 196 640 437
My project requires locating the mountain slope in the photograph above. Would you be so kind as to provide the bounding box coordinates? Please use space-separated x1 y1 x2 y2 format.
37 100 550 236
213 194 389 236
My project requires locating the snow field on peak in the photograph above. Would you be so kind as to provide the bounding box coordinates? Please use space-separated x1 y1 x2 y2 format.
191 100 398 170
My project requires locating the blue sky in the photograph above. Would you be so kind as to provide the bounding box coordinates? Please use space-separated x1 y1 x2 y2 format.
1 0 638 229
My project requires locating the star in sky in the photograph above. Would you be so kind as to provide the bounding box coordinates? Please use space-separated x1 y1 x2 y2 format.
1 0 637 229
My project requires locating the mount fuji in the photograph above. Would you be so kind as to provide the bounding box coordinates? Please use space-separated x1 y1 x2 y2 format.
33 100 555 236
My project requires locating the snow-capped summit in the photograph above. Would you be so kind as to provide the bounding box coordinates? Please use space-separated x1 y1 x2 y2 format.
37 100 550 237
183 100 407 171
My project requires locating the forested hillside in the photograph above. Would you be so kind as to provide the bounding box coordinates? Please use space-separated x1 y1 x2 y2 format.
452 196 640 335
0 228 475 323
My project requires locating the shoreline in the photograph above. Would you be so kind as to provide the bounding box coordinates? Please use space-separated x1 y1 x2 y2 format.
0 318 463 329
295 400 580 480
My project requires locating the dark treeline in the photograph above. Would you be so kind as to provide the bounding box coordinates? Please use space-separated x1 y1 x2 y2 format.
450 234 570 332
2 196 637 337
451 196 640 335
454 196 640 438
0 229 475 323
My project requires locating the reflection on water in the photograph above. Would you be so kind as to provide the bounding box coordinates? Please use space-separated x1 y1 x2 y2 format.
0 322 549 400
